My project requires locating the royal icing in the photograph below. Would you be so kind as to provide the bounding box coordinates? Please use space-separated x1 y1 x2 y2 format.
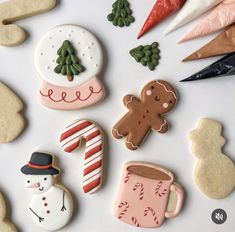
112 80 177 150
35 25 105 110
114 162 184 228
183 24 235 61
180 0 235 42
164 0 223 35
181 53 235 82
137 0 186 39
35 25 103 87
21 152 73 231
60 119 104 194
39 77 105 110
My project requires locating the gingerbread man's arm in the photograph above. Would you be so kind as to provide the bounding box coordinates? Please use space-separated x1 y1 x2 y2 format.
123 95 140 109
150 118 168 134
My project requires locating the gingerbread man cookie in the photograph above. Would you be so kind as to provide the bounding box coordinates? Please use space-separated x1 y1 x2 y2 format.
112 80 177 150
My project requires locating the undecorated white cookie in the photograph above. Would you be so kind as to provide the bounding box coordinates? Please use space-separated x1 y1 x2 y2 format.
0 0 57 46
189 118 235 199
0 192 18 232
0 82 25 143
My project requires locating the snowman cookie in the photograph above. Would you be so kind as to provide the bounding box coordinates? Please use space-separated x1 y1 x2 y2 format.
35 24 105 110
21 152 73 231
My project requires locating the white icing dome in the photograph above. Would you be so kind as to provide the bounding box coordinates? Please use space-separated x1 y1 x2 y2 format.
35 25 103 87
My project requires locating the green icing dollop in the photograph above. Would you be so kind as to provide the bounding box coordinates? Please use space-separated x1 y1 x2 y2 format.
107 0 135 27
130 42 161 71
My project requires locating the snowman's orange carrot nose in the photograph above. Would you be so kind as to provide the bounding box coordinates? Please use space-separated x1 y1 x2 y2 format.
27 183 40 188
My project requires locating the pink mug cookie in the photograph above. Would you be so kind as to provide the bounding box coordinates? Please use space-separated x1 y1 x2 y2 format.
114 162 184 228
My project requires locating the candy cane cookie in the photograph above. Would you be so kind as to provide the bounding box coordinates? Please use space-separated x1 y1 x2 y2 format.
60 119 104 194
112 80 177 150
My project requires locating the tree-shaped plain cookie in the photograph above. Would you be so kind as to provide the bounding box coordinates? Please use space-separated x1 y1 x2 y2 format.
0 82 25 143
0 0 57 46
0 192 18 232
189 118 235 199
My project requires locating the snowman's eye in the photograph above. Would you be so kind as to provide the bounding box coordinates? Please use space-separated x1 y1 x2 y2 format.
44 178 47 181
27 180 30 183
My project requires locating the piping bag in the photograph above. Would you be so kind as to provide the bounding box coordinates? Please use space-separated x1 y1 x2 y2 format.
180 53 235 82
164 0 223 35
180 0 235 43
183 24 235 61
138 0 186 39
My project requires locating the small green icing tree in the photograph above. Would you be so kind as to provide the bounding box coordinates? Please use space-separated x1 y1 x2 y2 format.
130 42 161 71
107 0 135 27
54 40 85 82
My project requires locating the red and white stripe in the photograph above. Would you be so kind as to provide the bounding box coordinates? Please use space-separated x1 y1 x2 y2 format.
60 119 103 194
131 216 139 227
155 181 167 197
133 183 144 200
124 171 131 183
118 201 129 219
144 207 159 225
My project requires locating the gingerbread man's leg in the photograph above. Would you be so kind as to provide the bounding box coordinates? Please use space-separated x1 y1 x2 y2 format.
125 132 147 150
112 116 129 139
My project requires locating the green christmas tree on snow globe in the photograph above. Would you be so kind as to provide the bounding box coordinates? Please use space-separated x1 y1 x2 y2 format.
54 40 85 82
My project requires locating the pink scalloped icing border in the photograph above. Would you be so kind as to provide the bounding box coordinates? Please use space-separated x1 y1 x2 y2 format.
39 76 105 110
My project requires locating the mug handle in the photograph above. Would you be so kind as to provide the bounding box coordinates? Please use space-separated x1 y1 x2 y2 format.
165 182 184 218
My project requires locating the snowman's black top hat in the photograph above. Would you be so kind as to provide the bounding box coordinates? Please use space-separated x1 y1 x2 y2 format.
21 152 59 175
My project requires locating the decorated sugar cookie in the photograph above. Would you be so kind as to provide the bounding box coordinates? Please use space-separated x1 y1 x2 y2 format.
21 152 73 231
35 25 105 110
112 80 177 150
114 162 184 228
189 118 235 199
60 119 104 194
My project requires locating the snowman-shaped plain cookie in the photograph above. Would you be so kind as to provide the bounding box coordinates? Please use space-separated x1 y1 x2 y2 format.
21 152 73 231
35 24 105 110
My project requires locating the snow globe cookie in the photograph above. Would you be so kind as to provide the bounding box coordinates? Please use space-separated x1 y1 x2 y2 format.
35 25 105 110
21 152 73 231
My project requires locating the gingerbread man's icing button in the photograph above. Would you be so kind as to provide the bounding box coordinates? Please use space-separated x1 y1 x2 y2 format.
163 103 169 108
112 80 177 150
35 25 105 110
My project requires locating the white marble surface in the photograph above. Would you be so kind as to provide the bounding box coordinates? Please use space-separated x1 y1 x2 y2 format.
0 0 234 231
